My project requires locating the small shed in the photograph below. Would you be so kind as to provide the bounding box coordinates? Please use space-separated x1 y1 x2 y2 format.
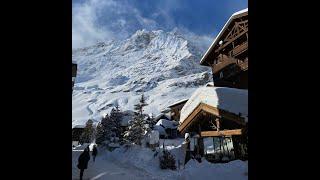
166 99 189 121
72 124 85 145
154 119 179 139
153 113 170 122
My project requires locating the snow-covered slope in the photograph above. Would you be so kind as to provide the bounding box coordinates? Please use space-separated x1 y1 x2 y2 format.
72 29 211 127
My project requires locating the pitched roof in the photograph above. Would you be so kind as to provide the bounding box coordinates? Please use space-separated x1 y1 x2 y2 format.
179 86 248 126
167 98 189 108
200 8 248 66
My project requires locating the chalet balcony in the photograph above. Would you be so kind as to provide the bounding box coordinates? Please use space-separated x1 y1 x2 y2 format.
230 41 248 57
213 55 237 74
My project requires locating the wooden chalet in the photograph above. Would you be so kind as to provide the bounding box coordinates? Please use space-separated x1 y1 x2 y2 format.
178 85 248 162
200 8 248 89
72 62 77 91
166 99 188 122
72 125 85 146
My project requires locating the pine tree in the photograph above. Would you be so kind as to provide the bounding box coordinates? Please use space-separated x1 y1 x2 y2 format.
110 105 122 140
124 94 148 145
95 121 105 145
80 119 95 144
104 114 115 142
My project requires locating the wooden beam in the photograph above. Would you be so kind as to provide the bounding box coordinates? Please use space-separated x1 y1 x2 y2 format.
215 30 248 54
201 129 242 137
202 104 246 126
178 103 246 133
178 103 204 133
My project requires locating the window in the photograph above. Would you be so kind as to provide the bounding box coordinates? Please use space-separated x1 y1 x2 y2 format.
220 71 223 78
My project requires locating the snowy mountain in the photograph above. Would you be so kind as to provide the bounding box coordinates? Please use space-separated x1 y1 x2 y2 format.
72 29 212 127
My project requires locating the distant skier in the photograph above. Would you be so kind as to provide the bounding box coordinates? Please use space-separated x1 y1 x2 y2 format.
77 147 90 180
92 145 98 162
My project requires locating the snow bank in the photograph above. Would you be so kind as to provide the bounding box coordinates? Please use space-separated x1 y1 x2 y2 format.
101 144 247 180
180 86 248 124
182 159 247 180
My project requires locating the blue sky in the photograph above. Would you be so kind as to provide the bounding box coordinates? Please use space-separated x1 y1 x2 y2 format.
72 0 247 49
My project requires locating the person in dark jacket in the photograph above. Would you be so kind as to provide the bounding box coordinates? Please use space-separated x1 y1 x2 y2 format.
92 145 98 162
77 147 90 180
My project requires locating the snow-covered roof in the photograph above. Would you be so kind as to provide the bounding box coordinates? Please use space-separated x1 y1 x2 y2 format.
167 98 189 108
200 8 248 65
154 113 170 122
180 86 248 124
156 119 178 129
153 125 166 136
160 108 171 113
205 82 214 87
73 124 85 129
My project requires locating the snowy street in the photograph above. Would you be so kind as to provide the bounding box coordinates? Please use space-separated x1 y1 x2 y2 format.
72 143 248 180
72 150 157 180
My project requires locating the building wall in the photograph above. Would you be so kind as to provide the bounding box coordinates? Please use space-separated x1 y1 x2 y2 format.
170 103 186 121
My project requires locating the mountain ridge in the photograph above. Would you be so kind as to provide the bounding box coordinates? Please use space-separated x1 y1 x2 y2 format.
72 29 212 127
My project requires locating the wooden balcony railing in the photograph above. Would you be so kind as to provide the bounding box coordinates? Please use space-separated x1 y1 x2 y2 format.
230 42 248 57
212 54 248 74
213 55 237 74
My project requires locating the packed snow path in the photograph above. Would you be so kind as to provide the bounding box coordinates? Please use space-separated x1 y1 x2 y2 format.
72 150 158 180
72 144 248 180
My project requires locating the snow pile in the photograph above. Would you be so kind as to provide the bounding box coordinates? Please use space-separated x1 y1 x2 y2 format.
182 159 248 180
146 130 160 145
180 86 248 124
100 144 247 180
103 146 169 178
72 29 212 127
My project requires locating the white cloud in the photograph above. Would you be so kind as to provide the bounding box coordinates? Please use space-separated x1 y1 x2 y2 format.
72 0 118 49
72 0 214 50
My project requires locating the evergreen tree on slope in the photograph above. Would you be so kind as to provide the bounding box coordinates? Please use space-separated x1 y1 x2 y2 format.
110 105 122 141
124 94 148 145
80 119 95 144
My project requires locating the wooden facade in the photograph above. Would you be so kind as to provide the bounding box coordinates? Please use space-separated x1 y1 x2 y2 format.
200 9 248 89
178 103 247 161
167 99 188 122
177 9 248 163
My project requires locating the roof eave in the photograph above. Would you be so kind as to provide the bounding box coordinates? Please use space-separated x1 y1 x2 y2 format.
199 8 248 66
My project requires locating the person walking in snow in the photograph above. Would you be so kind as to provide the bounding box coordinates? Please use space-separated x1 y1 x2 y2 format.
92 145 98 162
77 147 90 180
